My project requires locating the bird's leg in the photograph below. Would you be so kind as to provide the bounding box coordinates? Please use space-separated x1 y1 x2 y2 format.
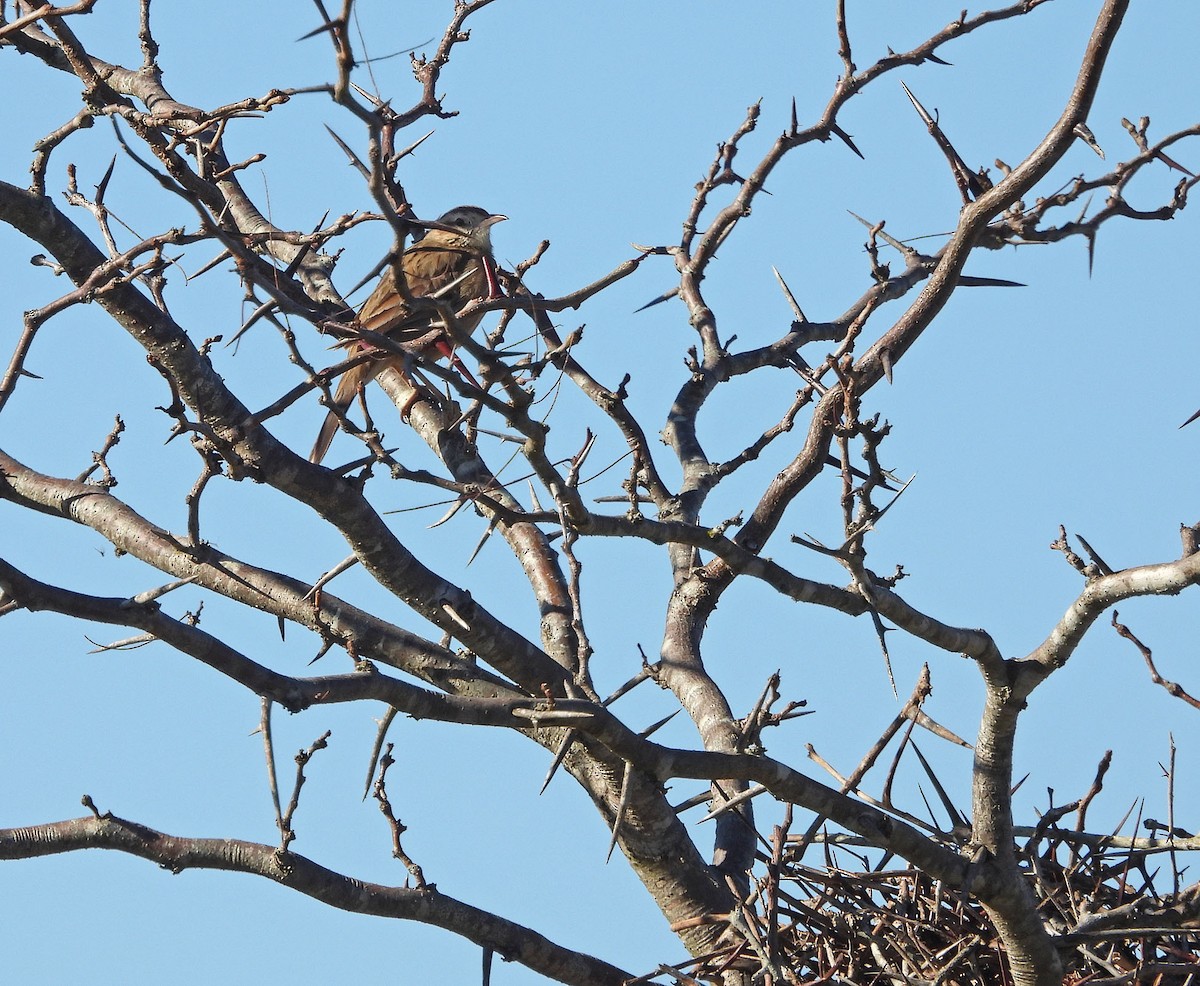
398 390 422 420
433 338 481 391
396 353 428 420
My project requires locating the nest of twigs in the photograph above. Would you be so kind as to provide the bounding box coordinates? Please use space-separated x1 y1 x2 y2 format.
634 818 1200 985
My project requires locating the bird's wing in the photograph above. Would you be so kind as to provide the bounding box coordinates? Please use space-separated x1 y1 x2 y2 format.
358 244 487 340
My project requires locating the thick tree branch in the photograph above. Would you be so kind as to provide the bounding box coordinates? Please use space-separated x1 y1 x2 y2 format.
0 813 630 986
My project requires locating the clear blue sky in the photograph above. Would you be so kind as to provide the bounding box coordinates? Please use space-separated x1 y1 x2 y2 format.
2 3 1198 983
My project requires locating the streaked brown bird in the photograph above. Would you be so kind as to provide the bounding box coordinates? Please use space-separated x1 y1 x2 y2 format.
310 205 506 463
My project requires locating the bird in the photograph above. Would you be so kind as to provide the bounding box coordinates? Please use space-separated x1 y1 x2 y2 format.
309 205 507 464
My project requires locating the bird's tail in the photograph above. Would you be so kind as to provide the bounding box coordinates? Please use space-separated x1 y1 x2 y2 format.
309 410 341 465
309 363 370 464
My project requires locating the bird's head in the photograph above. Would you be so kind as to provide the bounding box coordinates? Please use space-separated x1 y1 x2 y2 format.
433 205 507 248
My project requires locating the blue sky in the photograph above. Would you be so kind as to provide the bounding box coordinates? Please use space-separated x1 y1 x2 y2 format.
2 3 1199 983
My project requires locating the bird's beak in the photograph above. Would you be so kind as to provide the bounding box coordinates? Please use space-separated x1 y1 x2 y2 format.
482 214 508 228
